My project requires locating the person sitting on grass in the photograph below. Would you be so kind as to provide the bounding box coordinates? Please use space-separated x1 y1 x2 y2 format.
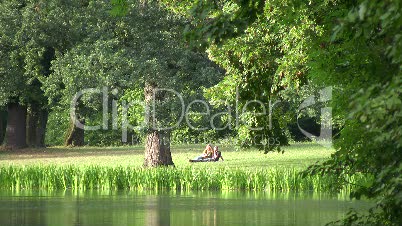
202 144 214 158
192 144 213 161
189 145 223 162
212 146 224 161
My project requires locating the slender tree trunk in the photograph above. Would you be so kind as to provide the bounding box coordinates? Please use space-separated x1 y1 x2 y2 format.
4 103 27 149
26 104 38 147
65 118 85 146
0 114 2 145
36 109 48 147
26 104 49 147
143 83 174 167
0 110 5 145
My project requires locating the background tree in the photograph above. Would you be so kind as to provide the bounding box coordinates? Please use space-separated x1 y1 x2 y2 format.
0 0 84 148
46 0 222 166
170 0 335 152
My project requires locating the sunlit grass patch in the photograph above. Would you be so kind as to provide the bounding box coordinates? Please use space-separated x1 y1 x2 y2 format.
0 142 333 170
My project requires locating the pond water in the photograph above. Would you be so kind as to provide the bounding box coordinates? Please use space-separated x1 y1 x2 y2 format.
0 190 370 226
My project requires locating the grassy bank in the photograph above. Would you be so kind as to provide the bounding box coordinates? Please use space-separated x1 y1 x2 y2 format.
0 165 369 192
0 143 369 192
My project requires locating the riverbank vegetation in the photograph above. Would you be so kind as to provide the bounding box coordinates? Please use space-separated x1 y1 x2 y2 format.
0 165 369 193
0 143 370 193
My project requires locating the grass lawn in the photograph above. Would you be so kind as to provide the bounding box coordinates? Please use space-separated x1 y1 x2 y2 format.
0 143 332 170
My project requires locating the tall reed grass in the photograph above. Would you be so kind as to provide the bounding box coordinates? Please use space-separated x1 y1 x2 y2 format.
0 165 368 192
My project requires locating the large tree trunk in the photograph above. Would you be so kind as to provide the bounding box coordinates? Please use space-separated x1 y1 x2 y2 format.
143 83 174 167
4 103 27 149
26 104 48 147
65 118 85 147
144 130 173 167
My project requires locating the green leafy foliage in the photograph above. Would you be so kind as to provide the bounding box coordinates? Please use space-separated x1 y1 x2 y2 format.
167 0 401 224
0 0 83 106
43 0 223 145
303 0 402 225
183 0 338 153
183 0 265 48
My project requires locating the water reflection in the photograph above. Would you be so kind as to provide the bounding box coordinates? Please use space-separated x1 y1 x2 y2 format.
145 195 171 226
0 190 370 226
